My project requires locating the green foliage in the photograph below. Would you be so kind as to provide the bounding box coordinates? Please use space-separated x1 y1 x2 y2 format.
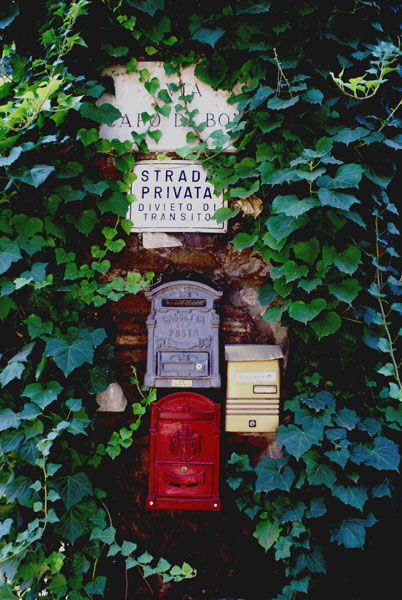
1 0 401 598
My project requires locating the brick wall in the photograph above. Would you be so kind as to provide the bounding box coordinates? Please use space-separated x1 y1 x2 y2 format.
95 225 287 600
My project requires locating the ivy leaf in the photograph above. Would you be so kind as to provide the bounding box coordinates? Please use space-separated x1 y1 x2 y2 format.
255 458 296 492
121 540 138 556
16 164 55 188
253 520 280 551
277 424 319 460
258 283 277 306
229 180 260 199
45 337 94 377
80 102 122 125
194 55 228 89
254 112 283 132
232 232 259 250
328 279 360 303
0 362 25 387
265 214 309 242
0 146 23 167
235 157 258 178
303 450 337 487
84 576 107 596
332 484 368 511
304 391 336 412
57 502 94 544
55 161 83 179
212 207 240 224
362 437 400 471
293 547 326 574
22 381 63 410
282 261 309 282
25 314 53 338
334 127 370 145
77 128 99 146
289 298 327 323
52 472 93 509
0 239 22 274
333 246 361 274
333 408 359 430
263 302 288 323
321 164 364 189
74 209 98 234
325 448 350 469
330 515 377 548
47 573 67 597
310 310 342 339
127 0 164 16
306 498 327 519
303 88 323 104
383 134 402 150
272 195 318 217
267 95 299 110
318 188 358 210
0 408 20 431
191 27 225 48
292 238 320 265
0 429 24 452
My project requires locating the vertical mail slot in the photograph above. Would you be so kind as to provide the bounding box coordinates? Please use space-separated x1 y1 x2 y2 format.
144 281 222 388
147 392 221 511
225 345 283 433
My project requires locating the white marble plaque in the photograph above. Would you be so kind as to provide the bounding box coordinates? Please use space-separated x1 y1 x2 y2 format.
99 62 238 152
128 161 226 233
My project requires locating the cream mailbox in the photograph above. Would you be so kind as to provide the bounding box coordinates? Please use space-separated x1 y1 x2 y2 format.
225 345 283 433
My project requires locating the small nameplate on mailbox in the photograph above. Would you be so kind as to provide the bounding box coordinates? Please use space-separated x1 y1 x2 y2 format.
237 372 277 383
144 281 222 388
172 379 193 387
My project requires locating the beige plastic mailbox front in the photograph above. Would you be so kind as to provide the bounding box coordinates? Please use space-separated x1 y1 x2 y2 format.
225 345 283 433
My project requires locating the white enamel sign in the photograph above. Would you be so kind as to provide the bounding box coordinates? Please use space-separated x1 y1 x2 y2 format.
99 62 238 152
128 161 226 233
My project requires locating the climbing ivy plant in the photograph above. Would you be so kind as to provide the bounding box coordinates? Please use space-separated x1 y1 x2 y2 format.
0 1 401 599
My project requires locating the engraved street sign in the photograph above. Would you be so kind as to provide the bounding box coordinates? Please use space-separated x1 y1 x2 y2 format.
99 62 239 152
128 160 226 232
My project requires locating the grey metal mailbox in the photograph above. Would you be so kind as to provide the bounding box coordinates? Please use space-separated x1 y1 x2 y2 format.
144 281 222 388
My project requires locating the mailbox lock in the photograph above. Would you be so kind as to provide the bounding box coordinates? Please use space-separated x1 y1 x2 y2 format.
181 466 188 473
196 363 203 370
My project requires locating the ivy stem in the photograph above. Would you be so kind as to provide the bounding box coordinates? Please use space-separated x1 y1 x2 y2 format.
375 216 402 389
273 48 292 97
378 98 402 132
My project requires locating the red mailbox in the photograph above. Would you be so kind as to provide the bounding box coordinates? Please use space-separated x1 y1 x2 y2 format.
146 392 221 511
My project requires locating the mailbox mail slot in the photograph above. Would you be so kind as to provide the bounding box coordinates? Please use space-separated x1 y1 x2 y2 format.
225 345 283 433
144 281 222 388
147 392 221 510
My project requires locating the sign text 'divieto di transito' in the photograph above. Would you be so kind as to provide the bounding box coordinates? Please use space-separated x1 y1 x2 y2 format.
98 62 239 233
128 161 226 233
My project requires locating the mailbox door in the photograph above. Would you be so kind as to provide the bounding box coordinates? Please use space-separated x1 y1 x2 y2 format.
226 360 280 399
147 392 221 511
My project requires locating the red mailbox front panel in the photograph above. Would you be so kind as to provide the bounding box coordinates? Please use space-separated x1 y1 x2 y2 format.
147 392 221 511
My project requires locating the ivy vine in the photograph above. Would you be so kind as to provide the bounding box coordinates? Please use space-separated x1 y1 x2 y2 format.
1 1 401 600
